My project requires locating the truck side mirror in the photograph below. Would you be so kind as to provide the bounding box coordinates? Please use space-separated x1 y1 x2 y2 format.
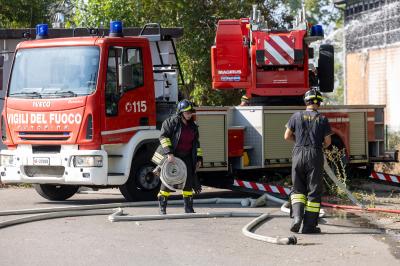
118 64 135 92
318 44 334 93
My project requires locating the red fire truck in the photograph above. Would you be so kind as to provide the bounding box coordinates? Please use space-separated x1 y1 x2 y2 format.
0 12 396 201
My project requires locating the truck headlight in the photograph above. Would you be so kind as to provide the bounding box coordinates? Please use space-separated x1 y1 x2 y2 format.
0 155 14 166
72 156 103 167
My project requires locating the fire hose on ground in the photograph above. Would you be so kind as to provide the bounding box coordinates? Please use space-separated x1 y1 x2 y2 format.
1 156 399 245
0 158 298 245
0 196 297 245
0 158 293 243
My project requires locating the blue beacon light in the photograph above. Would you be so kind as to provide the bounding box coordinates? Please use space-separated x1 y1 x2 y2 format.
310 24 324 37
36 24 49 39
109 21 123 37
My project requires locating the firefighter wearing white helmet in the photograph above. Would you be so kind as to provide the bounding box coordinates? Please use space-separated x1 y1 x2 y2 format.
151 99 203 215
284 89 333 234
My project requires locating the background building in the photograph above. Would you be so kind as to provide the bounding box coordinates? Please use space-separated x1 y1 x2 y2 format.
342 0 400 134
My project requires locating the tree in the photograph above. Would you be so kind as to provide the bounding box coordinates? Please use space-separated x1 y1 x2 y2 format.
0 0 63 28
73 0 279 105
72 0 343 105
271 0 342 28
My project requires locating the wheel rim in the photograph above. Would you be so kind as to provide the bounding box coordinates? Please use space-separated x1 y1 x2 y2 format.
136 165 160 190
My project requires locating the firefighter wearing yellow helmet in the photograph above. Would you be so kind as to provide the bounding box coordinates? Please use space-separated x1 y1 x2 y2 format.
284 89 333 234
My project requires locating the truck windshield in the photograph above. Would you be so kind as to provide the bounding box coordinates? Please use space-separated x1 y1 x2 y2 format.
8 46 100 98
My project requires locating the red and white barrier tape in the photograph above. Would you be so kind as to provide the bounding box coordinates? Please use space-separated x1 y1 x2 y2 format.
370 172 400 184
233 179 291 196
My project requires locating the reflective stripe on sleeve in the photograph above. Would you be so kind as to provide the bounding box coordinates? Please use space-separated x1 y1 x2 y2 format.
152 152 164 164
160 138 172 148
197 148 203 156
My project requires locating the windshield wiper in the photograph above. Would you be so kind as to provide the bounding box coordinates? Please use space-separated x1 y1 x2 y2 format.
9 92 42 98
54 90 78 97
40 90 79 98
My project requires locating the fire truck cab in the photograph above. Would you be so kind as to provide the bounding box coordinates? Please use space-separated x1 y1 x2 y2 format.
0 23 182 201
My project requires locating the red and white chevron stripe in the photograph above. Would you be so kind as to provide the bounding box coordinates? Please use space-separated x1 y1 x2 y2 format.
370 172 400 184
264 35 295 65
233 179 291 196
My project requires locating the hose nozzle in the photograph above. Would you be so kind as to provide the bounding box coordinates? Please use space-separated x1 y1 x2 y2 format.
287 236 297 245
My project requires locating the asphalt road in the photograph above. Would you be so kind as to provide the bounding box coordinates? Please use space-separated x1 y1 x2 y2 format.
0 187 399 266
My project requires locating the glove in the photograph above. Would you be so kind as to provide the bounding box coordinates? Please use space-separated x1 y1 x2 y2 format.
152 165 161 177
196 160 202 170
193 174 202 195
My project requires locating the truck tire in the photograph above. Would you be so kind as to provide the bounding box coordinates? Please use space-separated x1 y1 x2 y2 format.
318 44 334 93
120 146 160 201
34 184 79 201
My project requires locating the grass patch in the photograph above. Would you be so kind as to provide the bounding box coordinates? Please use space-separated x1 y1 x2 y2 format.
0 182 33 188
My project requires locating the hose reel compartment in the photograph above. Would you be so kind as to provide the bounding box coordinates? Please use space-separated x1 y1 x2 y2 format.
195 107 228 171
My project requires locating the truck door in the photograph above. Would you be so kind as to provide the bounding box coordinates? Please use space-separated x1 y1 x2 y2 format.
102 43 156 143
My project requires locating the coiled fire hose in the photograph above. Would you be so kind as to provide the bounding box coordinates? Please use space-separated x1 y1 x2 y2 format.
159 157 187 191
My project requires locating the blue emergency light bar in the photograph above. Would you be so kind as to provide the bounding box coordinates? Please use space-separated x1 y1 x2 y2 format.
109 21 123 37
311 25 324 37
36 24 49 39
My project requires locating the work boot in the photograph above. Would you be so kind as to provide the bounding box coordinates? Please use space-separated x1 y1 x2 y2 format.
158 195 168 215
183 196 195 213
290 202 304 233
302 211 321 234
301 226 321 234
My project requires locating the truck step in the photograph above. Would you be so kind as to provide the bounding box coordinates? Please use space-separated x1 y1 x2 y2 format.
108 155 123 158
108 173 124 176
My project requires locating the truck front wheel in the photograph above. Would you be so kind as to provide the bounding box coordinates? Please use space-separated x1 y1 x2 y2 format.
120 154 160 202
34 184 79 201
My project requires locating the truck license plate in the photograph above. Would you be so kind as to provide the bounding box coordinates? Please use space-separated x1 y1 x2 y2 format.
33 157 50 166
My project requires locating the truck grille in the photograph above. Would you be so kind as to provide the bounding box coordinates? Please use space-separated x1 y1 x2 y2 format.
32 145 61 154
24 166 65 177
18 132 70 141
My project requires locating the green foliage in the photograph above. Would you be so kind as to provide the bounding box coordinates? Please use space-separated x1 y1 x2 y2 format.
276 0 343 27
72 0 276 105
324 147 348 196
0 0 57 28
72 0 343 105
0 0 75 28
387 131 400 150
324 59 344 105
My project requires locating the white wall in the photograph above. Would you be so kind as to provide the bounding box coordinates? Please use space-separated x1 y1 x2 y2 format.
346 44 400 133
